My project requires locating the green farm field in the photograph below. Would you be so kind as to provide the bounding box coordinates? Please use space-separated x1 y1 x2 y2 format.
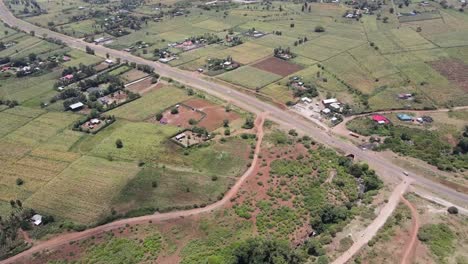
218 66 282 89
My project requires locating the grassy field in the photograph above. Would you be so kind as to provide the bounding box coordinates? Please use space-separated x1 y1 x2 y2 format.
107 85 191 121
218 66 282 89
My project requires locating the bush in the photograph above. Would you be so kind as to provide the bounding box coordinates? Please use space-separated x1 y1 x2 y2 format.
115 139 123 148
314 25 325 32
418 224 455 261
170 107 179 114
155 113 163 121
447 206 458 214
16 178 24 186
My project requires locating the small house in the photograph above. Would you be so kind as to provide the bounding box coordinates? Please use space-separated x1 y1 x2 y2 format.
397 113 413 121
301 97 312 104
372 114 389 124
175 133 186 141
322 108 331 114
69 102 84 111
90 118 101 125
329 103 341 111
105 59 114 64
322 98 338 105
31 214 42 226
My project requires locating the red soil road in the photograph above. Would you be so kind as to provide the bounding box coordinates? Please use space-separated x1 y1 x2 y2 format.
183 98 240 131
252 57 303 77
400 195 420 264
2 113 266 264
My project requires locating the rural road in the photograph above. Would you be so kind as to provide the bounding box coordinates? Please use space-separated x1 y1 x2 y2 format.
331 180 412 264
400 195 419 264
1 114 265 264
1 3 468 263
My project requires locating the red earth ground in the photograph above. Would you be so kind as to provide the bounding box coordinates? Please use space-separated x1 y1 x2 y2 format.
183 98 240 131
160 104 205 129
251 57 303 77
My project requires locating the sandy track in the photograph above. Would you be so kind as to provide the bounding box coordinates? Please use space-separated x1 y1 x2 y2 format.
332 180 412 264
1 114 266 264
400 195 420 264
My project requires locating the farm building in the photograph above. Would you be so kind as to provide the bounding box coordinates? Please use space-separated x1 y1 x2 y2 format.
175 133 186 141
301 97 312 103
69 102 84 111
372 114 390 124
322 98 338 105
397 113 413 121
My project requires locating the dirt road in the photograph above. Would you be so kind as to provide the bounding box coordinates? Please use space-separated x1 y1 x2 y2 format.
400 195 420 264
332 180 412 264
1 114 266 264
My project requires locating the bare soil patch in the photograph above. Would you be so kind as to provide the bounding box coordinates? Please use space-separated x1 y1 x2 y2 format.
183 98 240 131
251 57 303 77
160 104 205 129
125 78 160 94
430 59 468 92
94 62 110 72
120 69 149 83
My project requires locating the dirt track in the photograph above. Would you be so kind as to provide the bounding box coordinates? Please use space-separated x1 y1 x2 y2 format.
400 195 420 264
1 114 266 264
331 180 412 264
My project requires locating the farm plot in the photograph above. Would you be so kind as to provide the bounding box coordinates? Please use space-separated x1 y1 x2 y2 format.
25 156 139 224
63 50 103 68
90 122 180 162
348 45 400 79
119 69 149 83
251 57 303 77
114 136 250 212
0 70 62 103
183 98 240 131
252 34 297 48
399 62 468 106
108 85 190 121
159 104 205 129
430 59 468 92
3 112 80 147
0 110 38 138
218 42 273 65
193 19 233 32
292 42 342 62
218 66 282 89
324 53 377 94
389 28 436 51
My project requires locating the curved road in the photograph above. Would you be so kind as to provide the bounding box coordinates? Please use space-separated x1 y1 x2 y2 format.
1 3 467 262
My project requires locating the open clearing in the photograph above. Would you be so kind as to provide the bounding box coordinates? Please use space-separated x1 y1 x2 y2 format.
252 57 303 77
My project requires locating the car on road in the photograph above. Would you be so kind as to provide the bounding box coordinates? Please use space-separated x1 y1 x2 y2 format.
403 171 409 176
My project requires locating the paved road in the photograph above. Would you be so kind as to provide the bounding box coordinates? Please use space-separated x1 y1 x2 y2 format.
1 1 465 204
1 4 467 263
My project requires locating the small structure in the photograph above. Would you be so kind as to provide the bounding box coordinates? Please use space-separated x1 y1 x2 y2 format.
61 74 74 81
398 93 412 100
301 97 312 104
90 118 101 125
175 133 186 141
372 114 390 124
397 113 413 121
69 102 84 111
62 56 71 62
322 98 338 105
31 214 42 226
322 108 331 115
105 59 114 64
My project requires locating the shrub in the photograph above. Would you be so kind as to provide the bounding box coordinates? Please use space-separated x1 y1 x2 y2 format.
16 178 24 186
447 206 458 214
314 25 325 32
170 107 179 114
115 139 123 148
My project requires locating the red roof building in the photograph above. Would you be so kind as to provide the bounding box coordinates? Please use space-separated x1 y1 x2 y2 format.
372 114 389 124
